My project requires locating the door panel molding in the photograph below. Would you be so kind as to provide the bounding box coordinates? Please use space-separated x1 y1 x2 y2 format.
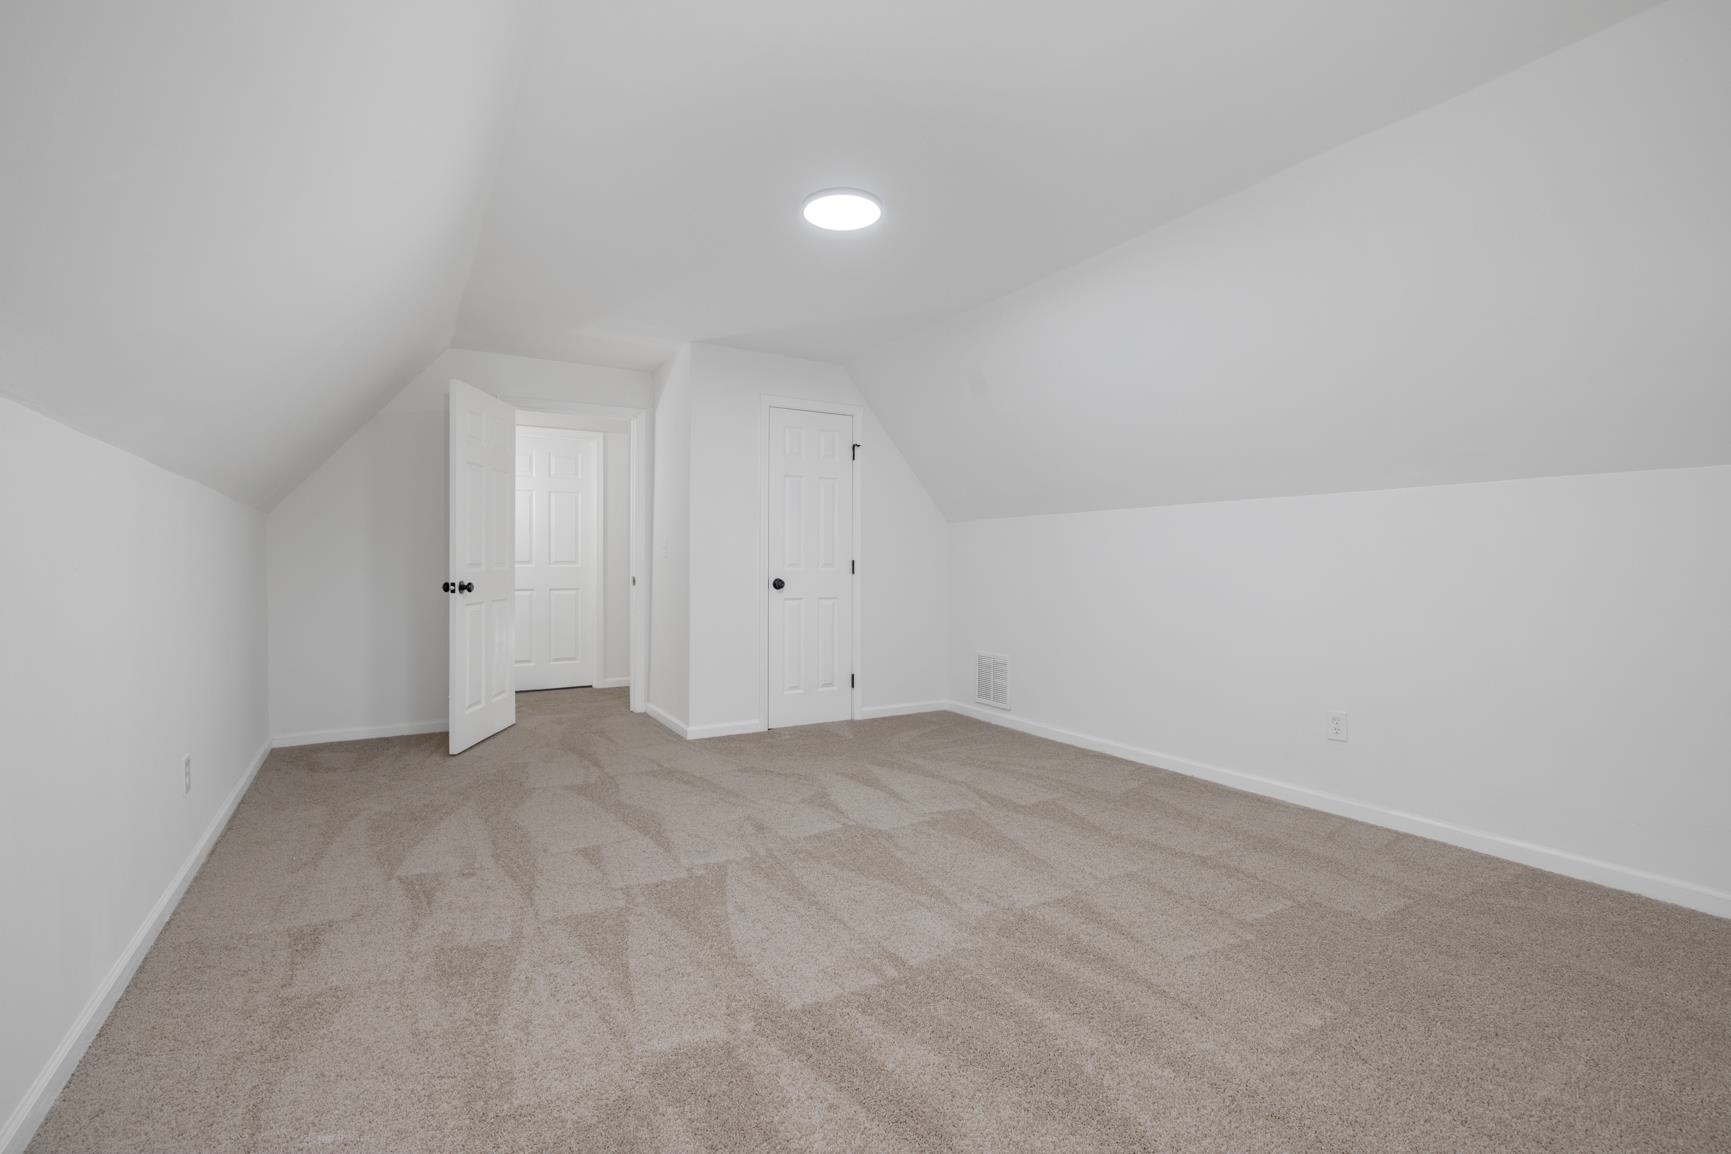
513 426 602 692
762 398 861 730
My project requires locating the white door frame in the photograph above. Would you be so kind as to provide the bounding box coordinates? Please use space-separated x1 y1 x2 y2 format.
508 398 650 714
758 395 862 729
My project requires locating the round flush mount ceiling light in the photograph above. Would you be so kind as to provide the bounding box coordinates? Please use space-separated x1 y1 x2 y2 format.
802 188 881 231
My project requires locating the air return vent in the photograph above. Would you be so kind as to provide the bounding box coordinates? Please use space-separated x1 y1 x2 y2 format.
975 652 1009 710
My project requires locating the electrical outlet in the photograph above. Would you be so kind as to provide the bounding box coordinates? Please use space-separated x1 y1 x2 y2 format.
1326 712 1349 743
183 754 193 795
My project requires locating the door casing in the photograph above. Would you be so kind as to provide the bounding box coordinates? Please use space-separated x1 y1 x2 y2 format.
504 397 650 716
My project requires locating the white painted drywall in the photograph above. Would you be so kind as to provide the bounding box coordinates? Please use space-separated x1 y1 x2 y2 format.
458 0 1656 367
648 348 693 728
600 428 632 687
948 465 1731 913
0 0 534 507
680 343 949 734
266 349 651 744
853 0 1731 520
0 397 268 1148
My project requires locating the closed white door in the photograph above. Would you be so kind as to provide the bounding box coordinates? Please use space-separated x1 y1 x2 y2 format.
448 379 517 754
514 426 601 691
767 406 854 728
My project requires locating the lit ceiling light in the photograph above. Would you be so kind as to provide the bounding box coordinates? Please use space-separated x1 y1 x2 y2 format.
802 188 881 231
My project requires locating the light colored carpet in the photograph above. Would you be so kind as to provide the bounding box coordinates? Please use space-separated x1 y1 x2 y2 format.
30 688 1731 1152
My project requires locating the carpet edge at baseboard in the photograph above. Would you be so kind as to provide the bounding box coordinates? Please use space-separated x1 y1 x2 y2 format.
271 720 446 747
942 701 1731 921
0 740 272 1154
858 700 951 720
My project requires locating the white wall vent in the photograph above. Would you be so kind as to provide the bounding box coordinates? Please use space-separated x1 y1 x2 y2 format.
975 652 1010 710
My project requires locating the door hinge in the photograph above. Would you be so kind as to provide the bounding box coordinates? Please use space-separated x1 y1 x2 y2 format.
851 559 855 574
850 674 855 688
852 442 860 460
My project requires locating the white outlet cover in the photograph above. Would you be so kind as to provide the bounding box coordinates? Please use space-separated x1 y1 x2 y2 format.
1327 712 1349 742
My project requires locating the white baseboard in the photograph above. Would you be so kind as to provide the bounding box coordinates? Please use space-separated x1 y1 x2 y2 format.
944 702 1731 921
1 740 272 1154
593 677 631 689
687 718 767 740
270 720 445 747
858 700 951 720
657 702 947 739
645 703 689 738
645 703 765 741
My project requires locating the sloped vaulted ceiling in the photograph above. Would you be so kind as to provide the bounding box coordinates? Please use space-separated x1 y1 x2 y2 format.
0 0 534 508
456 0 1661 370
9 0 1712 518
849 0 1731 520
453 0 1728 522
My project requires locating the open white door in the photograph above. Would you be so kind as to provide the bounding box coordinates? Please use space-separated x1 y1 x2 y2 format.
448 379 517 754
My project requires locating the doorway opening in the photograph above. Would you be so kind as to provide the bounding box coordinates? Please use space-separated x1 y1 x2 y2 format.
514 413 624 693
447 379 649 754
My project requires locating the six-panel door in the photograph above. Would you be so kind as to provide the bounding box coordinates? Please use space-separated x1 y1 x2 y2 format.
767 406 854 728
514 426 601 691
448 380 518 754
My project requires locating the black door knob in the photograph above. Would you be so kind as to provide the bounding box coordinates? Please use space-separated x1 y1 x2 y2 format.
771 578 785 590
442 582 455 593
458 581 475 594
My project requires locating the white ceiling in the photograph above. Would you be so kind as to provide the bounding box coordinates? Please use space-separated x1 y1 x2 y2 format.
0 1 531 507
1 0 1691 511
457 0 1660 370
853 0 1731 519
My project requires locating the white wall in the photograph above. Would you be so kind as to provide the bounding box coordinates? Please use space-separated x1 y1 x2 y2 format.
0 397 268 1149
852 0 1731 520
0 0 533 507
949 466 1731 915
600 429 631 687
267 348 652 743
648 348 693 727
680 343 949 735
